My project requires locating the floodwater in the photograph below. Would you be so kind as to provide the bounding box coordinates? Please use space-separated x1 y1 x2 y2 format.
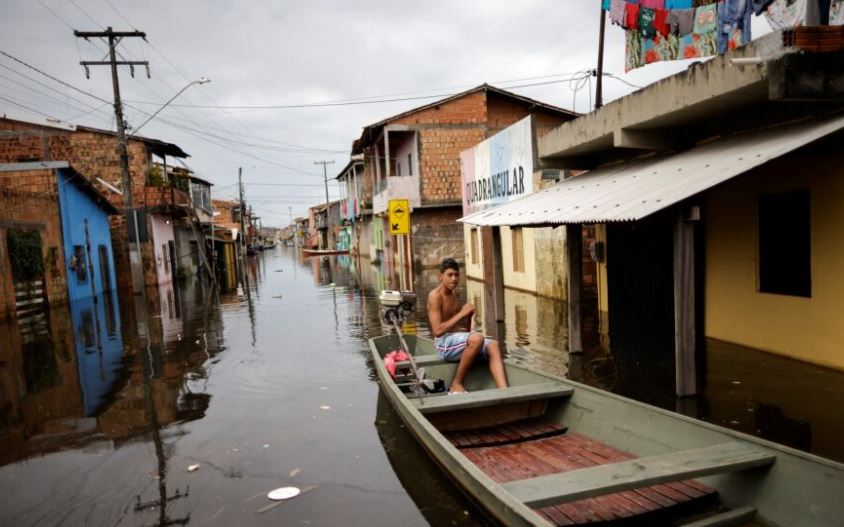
1 247 843 526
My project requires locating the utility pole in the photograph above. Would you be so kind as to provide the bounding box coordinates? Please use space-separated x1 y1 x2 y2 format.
75 27 149 294
238 167 246 258
595 6 606 110
314 160 335 250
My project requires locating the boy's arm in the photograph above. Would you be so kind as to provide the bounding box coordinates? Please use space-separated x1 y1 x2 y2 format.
428 292 472 338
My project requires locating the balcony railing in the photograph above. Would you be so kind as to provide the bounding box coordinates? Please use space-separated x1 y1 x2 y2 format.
144 186 191 209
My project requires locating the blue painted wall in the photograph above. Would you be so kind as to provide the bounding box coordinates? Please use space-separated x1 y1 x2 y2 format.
56 168 118 302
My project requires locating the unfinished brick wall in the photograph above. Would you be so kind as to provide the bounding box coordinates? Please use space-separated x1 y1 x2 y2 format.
0 170 67 320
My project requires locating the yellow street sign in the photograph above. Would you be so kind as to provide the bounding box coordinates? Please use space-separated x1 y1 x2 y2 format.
388 199 410 235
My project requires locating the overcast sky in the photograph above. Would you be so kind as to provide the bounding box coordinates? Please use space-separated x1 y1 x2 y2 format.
1 0 772 226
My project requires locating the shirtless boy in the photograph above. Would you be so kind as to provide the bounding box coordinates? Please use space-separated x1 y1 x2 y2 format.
427 257 508 393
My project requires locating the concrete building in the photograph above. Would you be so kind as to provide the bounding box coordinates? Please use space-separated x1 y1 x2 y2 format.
461 28 844 395
460 115 580 304
351 84 578 275
334 156 368 255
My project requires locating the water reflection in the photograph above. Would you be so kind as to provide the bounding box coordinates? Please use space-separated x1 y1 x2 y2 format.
1 247 842 526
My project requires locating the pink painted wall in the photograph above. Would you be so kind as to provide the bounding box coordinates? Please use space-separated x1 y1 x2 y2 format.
149 214 176 284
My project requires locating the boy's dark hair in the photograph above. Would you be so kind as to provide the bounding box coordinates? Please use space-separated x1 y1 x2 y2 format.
439 257 460 274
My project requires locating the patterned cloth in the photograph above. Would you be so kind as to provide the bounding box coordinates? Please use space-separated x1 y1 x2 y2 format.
626 29 645 70
639 7 658 37
640 0 666 7
665 0 694 7
764 0 807 29
694 3 718 33
833 0 844 24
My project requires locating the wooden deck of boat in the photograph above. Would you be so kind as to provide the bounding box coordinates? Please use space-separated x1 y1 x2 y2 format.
447 418 718 525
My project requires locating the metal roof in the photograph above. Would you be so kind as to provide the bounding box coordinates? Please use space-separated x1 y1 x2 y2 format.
460 113 844 227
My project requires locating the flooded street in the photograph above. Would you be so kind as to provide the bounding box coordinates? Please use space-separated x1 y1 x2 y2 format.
1 247 843 526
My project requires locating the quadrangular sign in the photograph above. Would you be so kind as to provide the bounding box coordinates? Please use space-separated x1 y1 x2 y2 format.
388 198 410 235
460 115 534 216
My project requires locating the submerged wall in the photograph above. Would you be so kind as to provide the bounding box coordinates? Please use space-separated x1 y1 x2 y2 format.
704 144 844 370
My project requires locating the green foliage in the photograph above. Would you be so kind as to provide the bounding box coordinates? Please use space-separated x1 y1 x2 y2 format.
6 229 44 282
173 175 189 192
147 165 166 187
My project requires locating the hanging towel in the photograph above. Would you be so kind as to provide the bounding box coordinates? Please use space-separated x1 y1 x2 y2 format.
639 7 658 37
669 8 696 35
603 0 612 10
610 0 627 25
640 0 665 8
625 29 645 71
693 0 717 6
654 8 670 34
665 0 693 7
694 3 718 33
626 2 641 28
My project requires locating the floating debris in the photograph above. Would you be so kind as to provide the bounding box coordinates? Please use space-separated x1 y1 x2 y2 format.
267 486 301 501
272 294 283 299
731 380 742 385
319 405 330 411
289 467 301 477
187 464 200 472
263 444 270 448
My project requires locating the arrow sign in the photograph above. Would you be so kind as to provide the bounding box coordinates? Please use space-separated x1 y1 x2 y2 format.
388 199 410 235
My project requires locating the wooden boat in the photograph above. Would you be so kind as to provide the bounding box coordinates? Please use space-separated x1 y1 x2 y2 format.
369 334 844 526
302 248 349 256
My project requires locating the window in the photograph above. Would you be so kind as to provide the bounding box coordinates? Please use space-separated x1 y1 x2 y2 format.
397 161 402 177
98 245 111 292
162 244 170 273
408 153 413 176
511 227 524 273
758 190 811 297
470 228 479 265
73 245 87 283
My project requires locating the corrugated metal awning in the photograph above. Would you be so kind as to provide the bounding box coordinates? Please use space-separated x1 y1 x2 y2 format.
460 114 844 226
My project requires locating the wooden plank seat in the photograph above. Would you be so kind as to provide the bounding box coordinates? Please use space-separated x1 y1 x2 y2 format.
445 417 568 449
395 354 446 368
462 432 723 525
502 442 775 508
409 383 574 414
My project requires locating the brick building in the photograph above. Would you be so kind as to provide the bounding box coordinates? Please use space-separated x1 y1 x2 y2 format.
351 84 577 274
0 162 118 320
0 116 190 293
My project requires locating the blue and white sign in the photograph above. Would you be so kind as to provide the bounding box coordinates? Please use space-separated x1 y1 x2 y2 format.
460 116 533 216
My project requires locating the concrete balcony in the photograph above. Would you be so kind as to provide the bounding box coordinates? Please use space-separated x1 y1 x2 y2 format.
372 175 421 215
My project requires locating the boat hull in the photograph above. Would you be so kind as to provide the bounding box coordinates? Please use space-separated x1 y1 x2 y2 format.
369 334 844 527
302 248 349 256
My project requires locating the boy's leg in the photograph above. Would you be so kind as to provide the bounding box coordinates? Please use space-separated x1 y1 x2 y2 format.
485 340 508 389
450 332 484 393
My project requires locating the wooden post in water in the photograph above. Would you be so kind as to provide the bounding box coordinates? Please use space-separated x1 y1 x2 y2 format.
673 209 698 396
566 224 583 354
481 226 505 340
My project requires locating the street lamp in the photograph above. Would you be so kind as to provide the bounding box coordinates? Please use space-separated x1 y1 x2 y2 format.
131 77 211 136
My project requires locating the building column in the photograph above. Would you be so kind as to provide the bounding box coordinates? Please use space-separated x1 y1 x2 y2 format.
480 226 505 340
673 209 699 397
566 223 583 354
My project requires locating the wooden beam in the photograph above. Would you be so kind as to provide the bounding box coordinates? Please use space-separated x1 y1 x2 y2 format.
502 442 775 508
681 506 757 527
566 224 583 353
674 210 698 396
481 226 505 338
410 383 573 414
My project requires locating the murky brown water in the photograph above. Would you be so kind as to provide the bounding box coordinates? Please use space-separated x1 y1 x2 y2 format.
1 247 842 526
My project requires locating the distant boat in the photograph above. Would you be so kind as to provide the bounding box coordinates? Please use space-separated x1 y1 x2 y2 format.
369 334 844 527
302 248 349 257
